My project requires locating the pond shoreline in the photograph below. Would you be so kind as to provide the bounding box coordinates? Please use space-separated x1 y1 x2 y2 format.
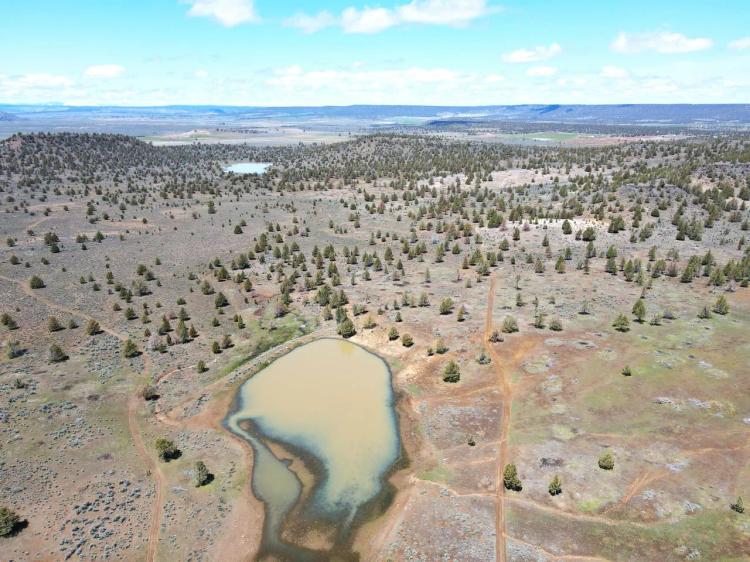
223 336 405 560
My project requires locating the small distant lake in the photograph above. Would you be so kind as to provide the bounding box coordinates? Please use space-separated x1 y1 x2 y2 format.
223 162 271 174
225 338 400 559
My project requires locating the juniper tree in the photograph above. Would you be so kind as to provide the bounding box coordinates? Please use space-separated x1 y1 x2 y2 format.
598 451 615 470
49 344 67 363
155 438 179 462
503 463 522 491
123 339 139 358
195 461 211 487
632 298 646 323
443 360 460 383
548 475 562 496
0 506 20 537
86 318 102 336
612 314 630 332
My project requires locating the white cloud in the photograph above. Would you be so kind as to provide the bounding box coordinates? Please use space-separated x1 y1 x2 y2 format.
600 65 628 78
284 11 336 34
341 7 397 34
291 0 492 35
395 0 492 26
0 73 79 102
502 43 561 64
194 69 209 79
729 37 750 50
84 64 125 78
183 0 258 27
611 31 713 54
1 73 74 90
526 65 557 77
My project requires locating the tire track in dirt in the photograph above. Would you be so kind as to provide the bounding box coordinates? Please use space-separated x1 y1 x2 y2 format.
483 273 509 562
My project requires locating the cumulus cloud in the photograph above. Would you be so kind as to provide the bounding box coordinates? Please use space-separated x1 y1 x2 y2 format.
502 43 561 64
283 11 336 34
728 37 750 50
183 0 258 27
194 69 209 79
395 0 492 26
600 65 628 78
341 7 397 34
526 65 557 77
611 31 713 54
289 0 492 35
84 64 125 78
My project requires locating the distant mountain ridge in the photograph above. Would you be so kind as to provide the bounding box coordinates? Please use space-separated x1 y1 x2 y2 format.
1 103 749 124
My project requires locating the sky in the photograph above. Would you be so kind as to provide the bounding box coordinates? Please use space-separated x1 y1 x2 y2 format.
1 0 749 106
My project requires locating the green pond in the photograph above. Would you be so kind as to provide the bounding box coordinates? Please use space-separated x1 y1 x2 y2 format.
225 338 400 558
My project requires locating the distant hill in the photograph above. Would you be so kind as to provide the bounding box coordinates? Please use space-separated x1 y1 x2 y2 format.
1 103 749 137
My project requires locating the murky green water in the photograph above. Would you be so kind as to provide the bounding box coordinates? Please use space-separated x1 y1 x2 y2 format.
225 338 400 558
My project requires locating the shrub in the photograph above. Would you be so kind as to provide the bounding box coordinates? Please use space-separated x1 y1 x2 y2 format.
501 316 519 333
197 360 207 373
388 327 399 341
548 318 563 331
7 341 23 359
598 451 615 470
713 295 729 315
476 351 491 365
47 317 63 332
435 338 448 354
86 319 101 335
29 275 45 289
155 438 179 462
48 344 67 363
0 506 20 537
621 365 632 377
401 333 414 347
439 298 454 315
141 385 159 401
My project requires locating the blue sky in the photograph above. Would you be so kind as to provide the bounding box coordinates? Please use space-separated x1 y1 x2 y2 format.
1 0 749 106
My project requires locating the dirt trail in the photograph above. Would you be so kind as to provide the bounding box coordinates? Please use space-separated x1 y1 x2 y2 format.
483 273 509 562
128 391 164 562
0 274 125 340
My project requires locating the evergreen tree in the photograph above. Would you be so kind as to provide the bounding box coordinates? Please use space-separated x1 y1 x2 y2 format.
503 463 522 491
598 451 615 470
612 314 630 332
632 299 646 323
548 475 562 496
